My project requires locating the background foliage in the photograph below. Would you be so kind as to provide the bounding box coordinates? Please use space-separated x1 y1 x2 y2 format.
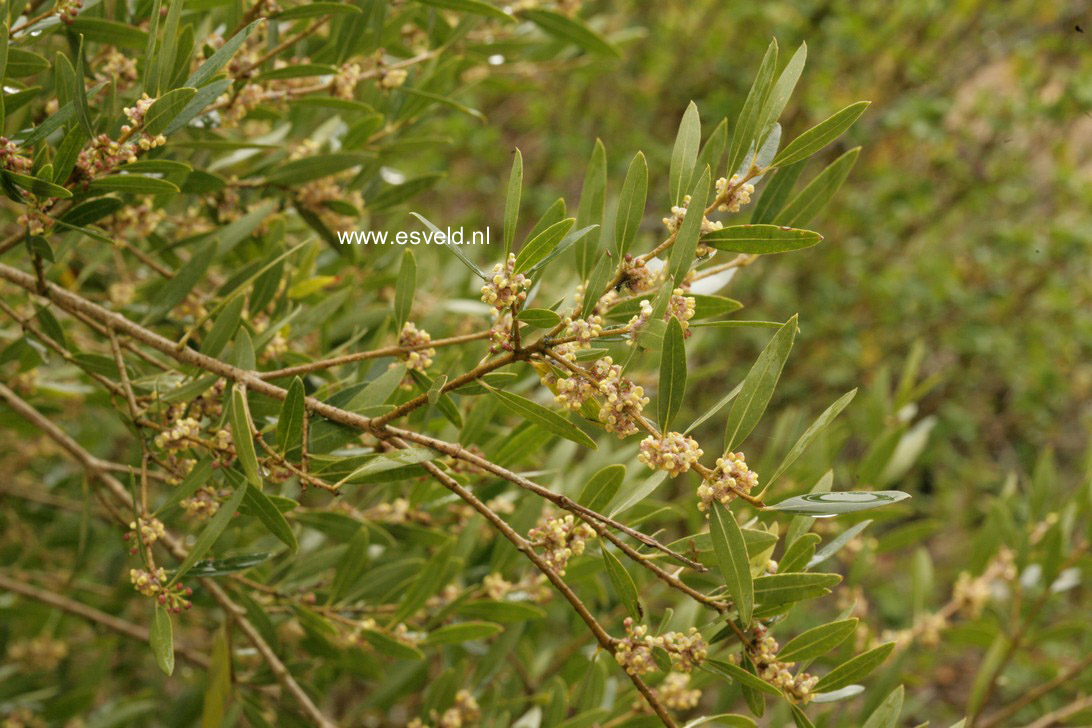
0 0 1089 727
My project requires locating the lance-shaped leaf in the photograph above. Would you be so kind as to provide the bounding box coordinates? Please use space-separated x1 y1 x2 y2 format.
703 225 822 255
419 0 513 22
200 294 245 358
334 447 435 486
777 619 858 662
503 149 522 258
765 389 856 491
863 685 904 728
772 101 871 168
814 642 895 692
230 386 262 487
409 212 486 279
243 482 298 552
705 658 782 696
657 316 686 431
515 217 575 274
614 151 647 257
580 252 614 319
423 621 505 646
487 387 597 449
395 249 416 328
778 147 860 227
393 540 454 623
521 9 619 56
144 87 196 135
169 483 246 584
574 139 606 279
767 490 911 516
88 174 180 194
751 160 806 224
723 315 797 451
144 240 216 323
73 36 95 137
755 42 807 150
683 715 757 728
601 543 642 619
710 503 753 625
727 39 778 178
579 464 626 513
668 165 711 286
753 572 841 606
517 308 562 328
185 18 264 88
808 519 872 569
150 605 174 675
669 101 701 206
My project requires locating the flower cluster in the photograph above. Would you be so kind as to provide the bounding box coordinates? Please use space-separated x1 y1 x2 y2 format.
652 672 702 711
54 0 83 24
295 175 365 228
527 514 596 575
75 134 139 181
594 357 649 436
378 67 408 90
121 95 168 151
0 138 33 174
662 194 723 236
407 689 480 728
181 488 222 520
747 624 819 703
7 636 68 671
487 310 515 353
333 62 365 99
397 322 435 371
153 416 201 450
619 254 659 293
97 49 139 87
614 618 708 676
130 568 193 612
125 516 167 549
480 254 530 311
638 432 703 476
715 174 756 214
628 289 696 340
697 452 759 514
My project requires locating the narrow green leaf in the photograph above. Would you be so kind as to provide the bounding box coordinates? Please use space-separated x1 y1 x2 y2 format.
503 149 522 258
578 464 625 513
808 520 872 568
814 642 895 692
0 23 9 83
517 308 562 328
668 165 711 285
417 0 513 22
727 39 778 177
778 147 860 227
394 249 416 328
73 36 94 137
682 715 757 728
574 139 607 279
423 621 505 646
393 541 454 623
696 118 729 183
200 294 245 358
329 526 369 604
528 224 597 276
863 685 904 728
5 171 72 199
144 240 216 322
88 175 180 194
242 483 298 552
359 627 425 660
657 316 686 431
150 605 174 675
601 544 642 619
70 18 148 49
169 484 246 584
144 87 197 135
274 1 364 19
156 459 213 515
614 151 648 257
520 9 619 56
186 18 262 87
334 448 435 486
723 315 797 451
156 0 184 94
580 252 614 319
230 386 262 488
705 658 781 696
773 101 870 167
265 152 369 185
409 212 486 279
751 160 806 224
670 101 702 206
766 389 856 489
756 42 807 150
767 491 911 516
487 387 597 449
710 503 753 625
164 78 232 134
753 572 841 606
777 619 859 662
703 225 822 255
515 218 575 274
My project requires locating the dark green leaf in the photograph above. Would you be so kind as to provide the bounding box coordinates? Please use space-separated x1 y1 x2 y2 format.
487 387 597 449
169 484 246 584
520 9 619 56
395 249 416 328
230 386 262 488
517 308 562 328
773 101 870 167
243 483 297 551
778 147 861 227
669 101 701 206
515 217 574 274
703 225 822 254
614 151 648 257
668 165 711 286
423 621 505 645
150 606 174 675
710 503 753 624
814 642 895 692
503 148 522 258
578 464 625 513
723 315 797 451
777 619 858 662
657 316 686 431
601 544 642 619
